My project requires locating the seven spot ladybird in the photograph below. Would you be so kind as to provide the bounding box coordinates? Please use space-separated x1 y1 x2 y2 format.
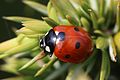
40 25 93 63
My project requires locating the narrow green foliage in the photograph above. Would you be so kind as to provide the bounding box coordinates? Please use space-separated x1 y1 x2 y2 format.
117 2 120 32
89 9 98 30
3 16 39 23
47 2 52 14
35 55 57 77
0 37 38 59
100 50 110 80
47 2 59 23
99 0 105 17
19 51 46 70
42 17 59 27
81 17 90 31
79 1 91 13
23 0 48 15
78 7 91 20
17 27 39 35
105 0 115 29
45 63 70 80
66 15 80 26
22 20 51 33
26 34 44 38
94 30 107 37
51 0 79 20
0 38 18 53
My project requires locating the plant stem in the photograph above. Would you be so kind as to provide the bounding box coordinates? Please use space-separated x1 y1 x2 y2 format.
117 2 120 31
35 55 57 77
99 0 105 17
19 51 46 70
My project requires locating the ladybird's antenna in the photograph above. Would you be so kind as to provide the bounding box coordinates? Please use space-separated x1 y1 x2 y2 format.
42 17 59 28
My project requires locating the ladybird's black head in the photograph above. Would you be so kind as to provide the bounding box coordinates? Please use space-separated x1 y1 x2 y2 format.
40 29 57 56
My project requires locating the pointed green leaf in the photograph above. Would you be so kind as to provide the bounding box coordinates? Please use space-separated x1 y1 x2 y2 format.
26 34 44 38
94 30 107 37
77 7 91 21
49 7 59 23
17 27 39 35
100 50 110 80
22 20 51 33
117 2 120 32
19 51 46 70
23 0 48 15
42 17 59 27
89 9 98 30
81 17 90 31
0 37 38 59
105 0 115 29
35 55 57 77
47 2 52 14
0 38 18 53
99 0 106 17
51 0 79 20
66 15 80 26
3 16 39 23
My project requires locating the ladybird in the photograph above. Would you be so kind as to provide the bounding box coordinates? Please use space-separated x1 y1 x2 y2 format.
40 25 93 63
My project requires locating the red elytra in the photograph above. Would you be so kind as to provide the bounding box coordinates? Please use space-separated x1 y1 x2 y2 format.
53 25 93 63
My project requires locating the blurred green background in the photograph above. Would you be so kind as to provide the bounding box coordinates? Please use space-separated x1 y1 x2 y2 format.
0 0 48 42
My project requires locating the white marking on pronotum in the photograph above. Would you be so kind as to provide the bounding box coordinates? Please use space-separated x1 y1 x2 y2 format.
45 46 51 52
39 39 42 42
55 31 59 35
41 44 43 47
45 32 49 36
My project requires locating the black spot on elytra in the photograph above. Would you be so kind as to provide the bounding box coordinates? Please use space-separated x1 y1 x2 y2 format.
74 27 79 31
64 54 71 59
75 42 80 49
57 32 65 41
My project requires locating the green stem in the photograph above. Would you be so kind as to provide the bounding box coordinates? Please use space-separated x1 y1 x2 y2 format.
35 55 58 77
89 9 98 30
100 49 110 80
117 2 120 32
99 0 105 17
19 51 46 70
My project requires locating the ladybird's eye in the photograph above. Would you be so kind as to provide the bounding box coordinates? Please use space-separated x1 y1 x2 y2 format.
75 42 80 49
74 27 79 31
64 54 71 59
57 32 65 41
